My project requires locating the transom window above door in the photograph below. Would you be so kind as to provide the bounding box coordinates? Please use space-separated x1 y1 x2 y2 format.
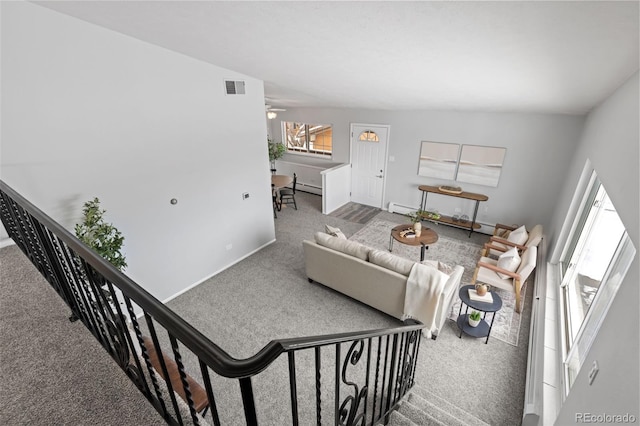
359 130 379 142
283 122 332 157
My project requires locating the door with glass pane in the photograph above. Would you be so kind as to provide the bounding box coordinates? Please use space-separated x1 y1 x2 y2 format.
350 124 389 208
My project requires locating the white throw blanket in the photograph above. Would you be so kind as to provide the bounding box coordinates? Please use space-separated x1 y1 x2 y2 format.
402 263 448 338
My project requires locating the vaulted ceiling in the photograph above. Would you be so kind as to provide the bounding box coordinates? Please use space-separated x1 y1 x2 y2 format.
35 1 639 115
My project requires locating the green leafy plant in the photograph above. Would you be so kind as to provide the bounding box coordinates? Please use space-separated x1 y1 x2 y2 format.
407 210 425 224
268 138 286 162
423 210 441 220
469 311 481 321
408 209 442 223
75 197 127 271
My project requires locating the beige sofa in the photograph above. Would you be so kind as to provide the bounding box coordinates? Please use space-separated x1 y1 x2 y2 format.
302 232 464 339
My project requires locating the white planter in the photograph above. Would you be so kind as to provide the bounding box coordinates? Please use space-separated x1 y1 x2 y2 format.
413 221 422 236
468 316 481 327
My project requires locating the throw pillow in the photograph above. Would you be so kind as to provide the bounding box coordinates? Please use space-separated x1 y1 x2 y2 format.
507 225 528 246
421 260 453 275
369 249 415 276
314 232 370 261
496 247 521 279
437 261 454 275
325 224 347 239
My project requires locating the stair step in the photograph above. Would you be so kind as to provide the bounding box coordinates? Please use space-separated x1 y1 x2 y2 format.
387 408 420 426
396 400 446 426
406 393 468 426
409 385 490 426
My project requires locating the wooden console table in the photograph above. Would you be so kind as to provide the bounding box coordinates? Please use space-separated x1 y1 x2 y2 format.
418 185 488 237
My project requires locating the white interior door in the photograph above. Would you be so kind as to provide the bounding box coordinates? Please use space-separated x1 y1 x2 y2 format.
350 124 389 208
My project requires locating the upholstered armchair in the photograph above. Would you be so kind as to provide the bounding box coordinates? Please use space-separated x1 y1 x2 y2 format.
483 224 543 258
472 244 537 313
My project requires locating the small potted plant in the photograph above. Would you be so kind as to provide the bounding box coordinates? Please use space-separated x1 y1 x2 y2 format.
468 310 482 327
407 210 424 236
268 138 286 172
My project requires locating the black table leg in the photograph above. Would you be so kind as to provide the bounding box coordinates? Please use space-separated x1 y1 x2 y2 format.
458 303 467 339
486 312 496 344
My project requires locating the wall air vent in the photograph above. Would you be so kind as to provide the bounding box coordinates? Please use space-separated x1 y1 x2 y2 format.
224 80 246 95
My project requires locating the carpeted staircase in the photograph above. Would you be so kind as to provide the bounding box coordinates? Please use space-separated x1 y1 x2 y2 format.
386 385 490 426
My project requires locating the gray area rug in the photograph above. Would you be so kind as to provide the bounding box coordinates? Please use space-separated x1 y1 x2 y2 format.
328 201 381 224
348 217 524 346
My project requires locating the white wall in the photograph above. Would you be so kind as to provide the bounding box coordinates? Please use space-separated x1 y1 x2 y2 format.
551 73 639 424
274 108 585 230
0 2 275 302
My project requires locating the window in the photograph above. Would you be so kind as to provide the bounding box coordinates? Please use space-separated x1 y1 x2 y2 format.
559 172 636 390
283 122 332 157
359 130 379 142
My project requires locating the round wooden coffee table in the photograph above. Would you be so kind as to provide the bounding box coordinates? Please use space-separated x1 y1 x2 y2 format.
388 224 438 261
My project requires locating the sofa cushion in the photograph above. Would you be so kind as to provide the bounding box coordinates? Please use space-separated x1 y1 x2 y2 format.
496 247 521 279
507 225 528 245
314 232 370 261
369 249 415 276
325 224 347 239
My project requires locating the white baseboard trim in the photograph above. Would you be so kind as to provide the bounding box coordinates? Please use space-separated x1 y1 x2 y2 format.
159 238 277 307
296 182 322 196
522 238 548 426
387 201 419 215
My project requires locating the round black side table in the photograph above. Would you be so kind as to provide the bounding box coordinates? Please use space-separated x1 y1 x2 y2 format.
457 284 503 344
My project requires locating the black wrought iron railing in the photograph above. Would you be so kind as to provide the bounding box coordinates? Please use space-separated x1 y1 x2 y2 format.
0 180 424 426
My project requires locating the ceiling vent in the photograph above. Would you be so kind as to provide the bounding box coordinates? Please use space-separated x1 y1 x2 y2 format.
224 80 245 95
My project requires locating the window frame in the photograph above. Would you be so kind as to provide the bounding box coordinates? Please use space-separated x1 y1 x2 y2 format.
282 121 333 158
558 170 636 393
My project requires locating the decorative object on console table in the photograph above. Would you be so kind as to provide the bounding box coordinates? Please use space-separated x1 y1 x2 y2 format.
418 184 488 237
438 185 463 194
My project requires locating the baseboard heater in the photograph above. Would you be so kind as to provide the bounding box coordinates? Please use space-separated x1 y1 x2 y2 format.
387 201 419 215
522 239 547 426
295 181 322 196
